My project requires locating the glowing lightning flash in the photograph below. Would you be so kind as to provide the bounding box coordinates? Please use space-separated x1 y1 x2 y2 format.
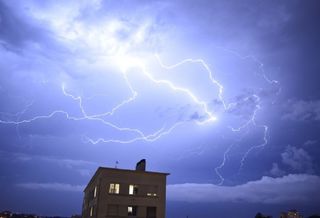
114 55 219 124
64 53 274 185
83 54 220 143
0 49 277 186
0 54 219 145
0 11 280 186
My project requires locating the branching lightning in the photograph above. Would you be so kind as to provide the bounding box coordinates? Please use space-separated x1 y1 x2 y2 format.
0 34 279 185
155 51 277 185
0 101 34 139
2 53 219 144
0 50 278 183
212 48 279 185
214 143 234 186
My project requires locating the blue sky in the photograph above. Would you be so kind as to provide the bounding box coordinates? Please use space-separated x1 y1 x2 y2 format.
1 0 320 217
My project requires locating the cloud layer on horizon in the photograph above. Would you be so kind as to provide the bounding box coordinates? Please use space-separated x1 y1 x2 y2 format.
17 182 84 192
17 174 320 204
167 174 320 204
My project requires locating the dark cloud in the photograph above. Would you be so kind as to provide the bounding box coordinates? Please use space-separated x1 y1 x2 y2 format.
0 1 51 50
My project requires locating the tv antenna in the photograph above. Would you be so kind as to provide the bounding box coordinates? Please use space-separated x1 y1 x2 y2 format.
115 161 119 168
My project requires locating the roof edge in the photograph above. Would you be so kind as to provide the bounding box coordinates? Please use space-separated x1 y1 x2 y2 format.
83 166 170 192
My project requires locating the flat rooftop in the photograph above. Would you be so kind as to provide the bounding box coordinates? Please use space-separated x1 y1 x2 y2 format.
84 166 169 192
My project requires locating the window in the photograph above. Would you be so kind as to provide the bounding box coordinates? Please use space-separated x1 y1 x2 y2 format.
146 185 157 197
147 193 157 197
128 206 138 216
107 205 119 216
146 207 156 218
90 206 94 217
109 183 120 194
129 184 138 195
93 186 97 198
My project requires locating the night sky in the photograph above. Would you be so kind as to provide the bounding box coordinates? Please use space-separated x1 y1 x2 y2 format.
1 0 320 217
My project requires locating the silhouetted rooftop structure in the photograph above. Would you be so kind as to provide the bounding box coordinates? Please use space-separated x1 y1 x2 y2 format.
82 159 169 218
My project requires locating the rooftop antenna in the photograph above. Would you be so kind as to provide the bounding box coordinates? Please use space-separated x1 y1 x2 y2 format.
115 161 119 168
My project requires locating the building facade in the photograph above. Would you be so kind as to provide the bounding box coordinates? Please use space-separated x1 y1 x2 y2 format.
82 160 169 218
280 210 303 218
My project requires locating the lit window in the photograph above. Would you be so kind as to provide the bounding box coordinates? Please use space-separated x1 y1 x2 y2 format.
129 184 138 195
93 186 97 198
146 185 158 197
109 183 120 194
128 206 137 216
90 206 93 217
147 193 157 197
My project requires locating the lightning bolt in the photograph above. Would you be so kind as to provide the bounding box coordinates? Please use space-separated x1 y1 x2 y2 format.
85 121 184 144
2 52 215 144
80 54 220 143
114 55 219 123
229 94 261 132
214 143 234 185
211 48 279 185
118 53 275 184
0 58 204 146
0 48 278 185
0 100 34 139
215 47 280 86
239 124 268 171
59 53 220 144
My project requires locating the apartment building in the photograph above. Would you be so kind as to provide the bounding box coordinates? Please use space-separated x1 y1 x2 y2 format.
82 160 169 218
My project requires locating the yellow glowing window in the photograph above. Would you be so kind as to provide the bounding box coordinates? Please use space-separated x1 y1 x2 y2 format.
109 183 120 194
129 184 138 195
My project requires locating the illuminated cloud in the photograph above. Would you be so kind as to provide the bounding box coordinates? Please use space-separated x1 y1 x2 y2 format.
281 145 314 173
282 100 320 121
269 163 286 177
303 139 318 147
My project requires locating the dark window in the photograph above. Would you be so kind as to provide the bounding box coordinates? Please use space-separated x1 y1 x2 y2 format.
107 205 119 216
147 207 156 218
